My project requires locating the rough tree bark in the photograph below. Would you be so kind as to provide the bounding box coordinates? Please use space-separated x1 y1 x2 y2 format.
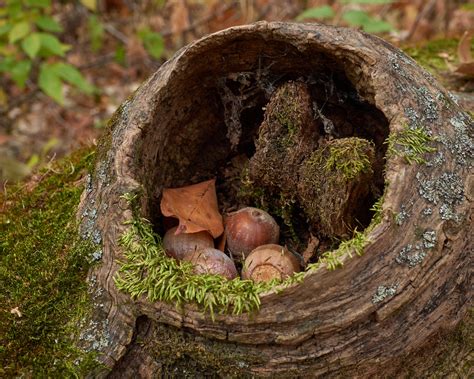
77 22 473 377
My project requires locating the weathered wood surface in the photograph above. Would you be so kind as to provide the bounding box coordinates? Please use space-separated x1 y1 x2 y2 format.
77 21 473 377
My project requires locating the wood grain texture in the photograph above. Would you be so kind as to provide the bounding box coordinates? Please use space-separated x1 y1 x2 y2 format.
77 22 473 377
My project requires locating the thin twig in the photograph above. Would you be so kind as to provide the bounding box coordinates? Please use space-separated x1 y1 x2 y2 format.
405 0 437 41
77 52 116 70
104 23 129 44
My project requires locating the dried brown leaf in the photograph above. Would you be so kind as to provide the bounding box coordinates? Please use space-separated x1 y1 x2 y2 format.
170 0 190 35
458 30 473 63
455 62 474 77
453 30 474 77
160 179 224 238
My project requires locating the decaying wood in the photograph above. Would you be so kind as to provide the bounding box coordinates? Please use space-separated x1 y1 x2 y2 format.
77 22 473 377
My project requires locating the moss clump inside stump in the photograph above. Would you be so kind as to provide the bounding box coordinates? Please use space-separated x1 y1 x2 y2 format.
298 137 376 238
249 81 319 195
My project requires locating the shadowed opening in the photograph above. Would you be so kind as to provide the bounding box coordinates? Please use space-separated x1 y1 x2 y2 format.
138 35 389 252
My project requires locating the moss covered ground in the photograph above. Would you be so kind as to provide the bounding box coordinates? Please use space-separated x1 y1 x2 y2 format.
403 37 474 91
0 149 99 376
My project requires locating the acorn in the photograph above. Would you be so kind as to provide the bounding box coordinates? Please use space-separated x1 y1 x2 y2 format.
184 247 238 280
163 226 214 260
225 207 280 259
241 244 300 283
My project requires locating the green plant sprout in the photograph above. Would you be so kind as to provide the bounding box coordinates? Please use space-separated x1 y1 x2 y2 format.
385 124 436 164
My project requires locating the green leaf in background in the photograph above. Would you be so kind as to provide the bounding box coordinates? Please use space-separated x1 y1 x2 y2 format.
26 153 40 169
24 0 51 8
342 0 393 4
0 24 12 37
296 6 335 21
138 29 164 59
38 33 69 56
6 2 22 18
114 45 126 65
51 62 96 94
10 60 32 88
88 15 104 52
0 57 15 73
35 16 63 33
8 21 30 43
342 10 393 33
342 9 370 26
38 63 63 104
363 19 394 33
21 33 41 58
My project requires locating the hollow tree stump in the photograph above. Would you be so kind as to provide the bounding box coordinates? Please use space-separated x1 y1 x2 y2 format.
77 22 473 377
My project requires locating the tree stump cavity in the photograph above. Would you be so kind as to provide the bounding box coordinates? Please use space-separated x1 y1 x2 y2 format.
77 22 473 377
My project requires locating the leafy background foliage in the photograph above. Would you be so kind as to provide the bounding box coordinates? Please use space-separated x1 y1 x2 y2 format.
297 0 394 33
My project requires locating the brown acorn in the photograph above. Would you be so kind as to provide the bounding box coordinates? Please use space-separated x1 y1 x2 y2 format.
183 247 238 280
163 226 214 260
225 207 280 259
241 244 300 283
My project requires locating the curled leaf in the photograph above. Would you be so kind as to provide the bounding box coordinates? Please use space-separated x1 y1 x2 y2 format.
160 179 224 238
455 30 474 77
458 30 473 63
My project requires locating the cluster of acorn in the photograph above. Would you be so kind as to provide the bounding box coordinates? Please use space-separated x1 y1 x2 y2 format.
163 207 301 282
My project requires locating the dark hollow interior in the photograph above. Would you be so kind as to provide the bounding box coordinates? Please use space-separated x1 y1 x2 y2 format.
138 36 390 251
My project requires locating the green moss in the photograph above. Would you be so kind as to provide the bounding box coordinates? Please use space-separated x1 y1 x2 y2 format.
323 138 374 180
298 138 375 237
368 191 385 231
273 84 298 137
0 149 100 376
307 230 368 271
386 124 436 164
403 38 468 75
144 322 264 377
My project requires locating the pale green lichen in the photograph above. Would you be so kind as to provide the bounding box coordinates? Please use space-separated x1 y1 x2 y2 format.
372 283 398 304
439 114 474 168
395 207 410 226
395 229 437 268
416 171 465 221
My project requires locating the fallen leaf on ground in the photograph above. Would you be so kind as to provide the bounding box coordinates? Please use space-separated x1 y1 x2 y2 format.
458 30 473 63
10 307 22 317
455 30 474 77
160 179 224 238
